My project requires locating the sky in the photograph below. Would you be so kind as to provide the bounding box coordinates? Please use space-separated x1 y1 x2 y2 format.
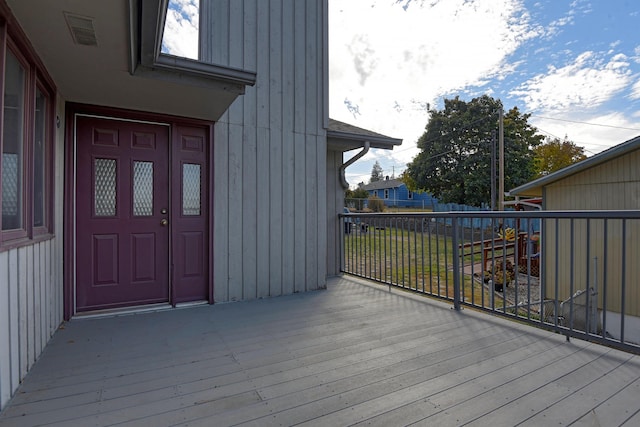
162 0 640 188
331 0 640 187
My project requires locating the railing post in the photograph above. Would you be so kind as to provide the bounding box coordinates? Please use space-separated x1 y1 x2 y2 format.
339 214 345 273
452 215 461 311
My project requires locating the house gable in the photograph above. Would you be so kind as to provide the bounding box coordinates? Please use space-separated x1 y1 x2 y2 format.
509 134 640 199
545 148 640 210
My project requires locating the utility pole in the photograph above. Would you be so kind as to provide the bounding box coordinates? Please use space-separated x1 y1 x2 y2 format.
491 129 496 211
498 108 504 211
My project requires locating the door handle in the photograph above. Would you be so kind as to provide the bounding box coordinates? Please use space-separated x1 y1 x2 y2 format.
160 219 168 226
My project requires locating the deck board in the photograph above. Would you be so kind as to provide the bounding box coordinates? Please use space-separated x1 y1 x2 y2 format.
0 276 639 427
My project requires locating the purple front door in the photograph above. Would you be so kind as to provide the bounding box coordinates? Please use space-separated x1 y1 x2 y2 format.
75 116 171 311
72 112 210 313
170 124 210 304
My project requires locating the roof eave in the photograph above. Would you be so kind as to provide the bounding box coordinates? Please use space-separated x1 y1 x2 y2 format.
327 131 402 151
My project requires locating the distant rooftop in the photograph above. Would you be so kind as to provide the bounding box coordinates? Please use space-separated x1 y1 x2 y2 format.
363 177 404 190
327 118 402 151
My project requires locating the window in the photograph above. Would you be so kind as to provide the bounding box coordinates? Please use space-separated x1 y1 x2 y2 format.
161 0 200 60
384 189 389 199
2 50 25 233
1 37 55 246
408 190 413 199
182 163 201 216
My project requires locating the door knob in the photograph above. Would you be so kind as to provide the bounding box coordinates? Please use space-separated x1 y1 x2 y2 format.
160 219 168 226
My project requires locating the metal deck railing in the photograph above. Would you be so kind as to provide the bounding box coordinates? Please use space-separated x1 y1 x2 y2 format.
340 210 640 354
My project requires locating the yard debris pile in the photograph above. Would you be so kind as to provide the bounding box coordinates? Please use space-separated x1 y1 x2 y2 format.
474 263 542 313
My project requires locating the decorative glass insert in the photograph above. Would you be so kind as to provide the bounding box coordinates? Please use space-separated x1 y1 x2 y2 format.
133 161 153 216
182 163 201 216
1 153 19 223
94 158 117 217
33 87 46 227
1 50 25 230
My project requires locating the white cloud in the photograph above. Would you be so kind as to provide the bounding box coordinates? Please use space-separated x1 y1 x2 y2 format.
530 112 640 155
330 0 537 176
510 51 633 113
631 79 640 100
161 0 199 59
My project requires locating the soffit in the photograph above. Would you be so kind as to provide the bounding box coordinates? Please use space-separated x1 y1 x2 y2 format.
5 0 248 121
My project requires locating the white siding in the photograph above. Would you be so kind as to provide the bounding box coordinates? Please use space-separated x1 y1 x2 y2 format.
326 150 345 277
0 98 65 411
202 0 328 301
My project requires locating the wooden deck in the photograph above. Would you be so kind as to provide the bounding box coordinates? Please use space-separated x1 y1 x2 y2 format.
1 276 639 427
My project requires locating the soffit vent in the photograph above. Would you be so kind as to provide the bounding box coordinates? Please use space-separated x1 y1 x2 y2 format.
64 12 98 46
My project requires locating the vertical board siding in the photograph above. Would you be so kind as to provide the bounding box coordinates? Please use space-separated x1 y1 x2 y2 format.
305 134 319 291
203 0 327 302
281 129 295 295
316 134 327 287
325 150 342 277
1 95 67 411
293 132 307 292
213 122 230 302
544 148 640 319
0 252 10 406
269 128 283 297
0 239 63 411
254 0 272 298
256 130 271 298
227 122 244 301
8 250 19 397
242 124 258 299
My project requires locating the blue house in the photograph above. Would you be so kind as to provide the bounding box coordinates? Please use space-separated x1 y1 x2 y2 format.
363 177 436 209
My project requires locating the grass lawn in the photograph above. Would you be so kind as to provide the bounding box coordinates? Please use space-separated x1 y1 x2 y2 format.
343 225 501 308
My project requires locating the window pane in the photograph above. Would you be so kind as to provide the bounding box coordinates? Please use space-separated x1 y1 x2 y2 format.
133 161 153 216
161 0 199 59
182 163 200 216
33 87 47 227
94 158 117 217
1 50 25 231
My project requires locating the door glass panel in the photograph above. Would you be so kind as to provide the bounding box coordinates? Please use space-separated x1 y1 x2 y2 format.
133 161 153 216
182 163 200 216
94 158 117 216
1 50 25 230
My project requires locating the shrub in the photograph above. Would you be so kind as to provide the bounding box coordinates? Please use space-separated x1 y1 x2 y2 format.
368 196 385 213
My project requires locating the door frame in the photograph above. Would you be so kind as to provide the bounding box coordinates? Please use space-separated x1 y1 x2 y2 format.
63 103 215 319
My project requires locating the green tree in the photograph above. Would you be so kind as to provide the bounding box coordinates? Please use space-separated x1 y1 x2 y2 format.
406 95 543 206
533 137 587 178
399 170 418 191
370 161 383 183
345 187 369 199
345 186 370 211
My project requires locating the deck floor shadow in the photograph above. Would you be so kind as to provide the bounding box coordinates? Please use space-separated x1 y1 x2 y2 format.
1 276 639 426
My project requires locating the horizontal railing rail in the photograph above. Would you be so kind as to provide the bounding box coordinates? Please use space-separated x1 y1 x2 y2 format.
340 210 640 354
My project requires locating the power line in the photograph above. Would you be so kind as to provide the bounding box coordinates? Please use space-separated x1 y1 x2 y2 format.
531 115 640 132
390 113 498 155
533 126 627 156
